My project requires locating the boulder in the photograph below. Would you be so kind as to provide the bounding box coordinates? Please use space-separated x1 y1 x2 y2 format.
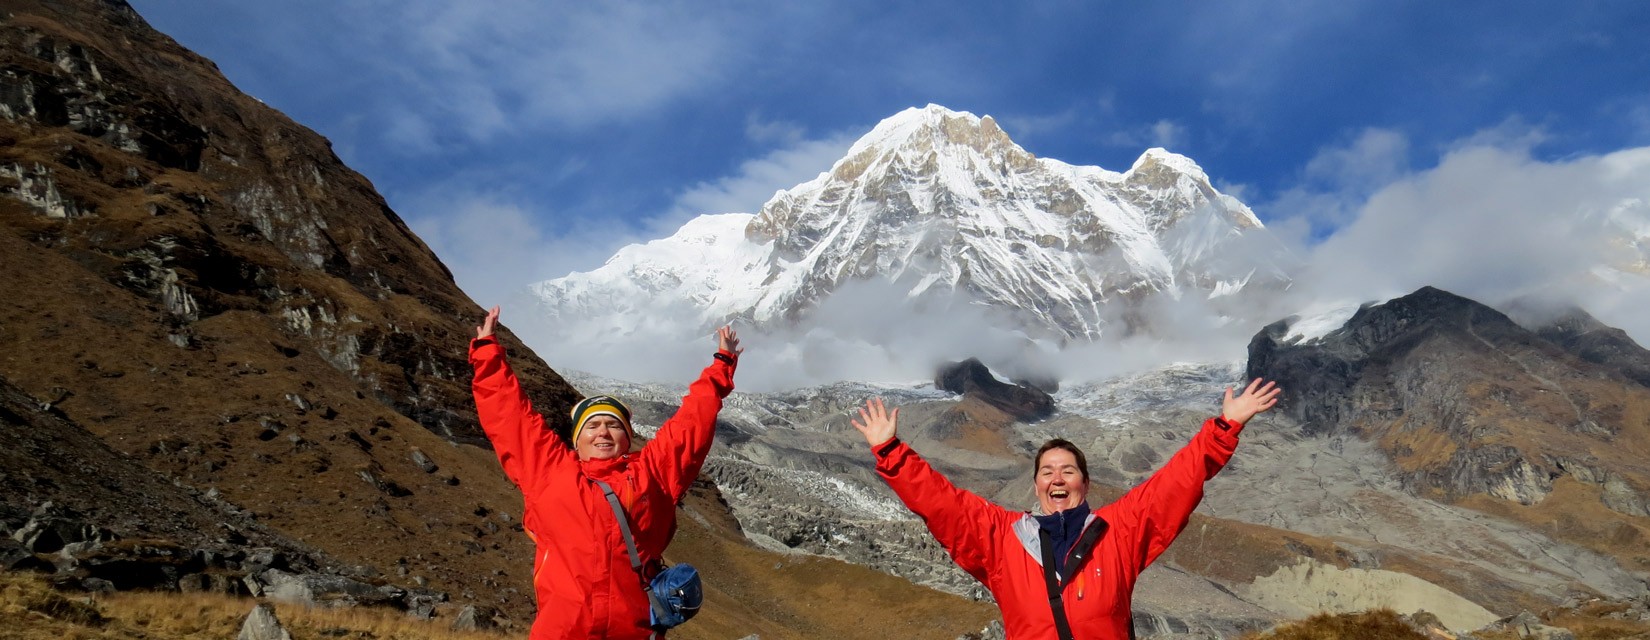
451 604 501 631
0 535 49 572
237 603 293 640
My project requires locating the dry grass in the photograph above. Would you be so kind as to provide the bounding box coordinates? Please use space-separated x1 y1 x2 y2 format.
0 571 508 640
1238 609 1429 640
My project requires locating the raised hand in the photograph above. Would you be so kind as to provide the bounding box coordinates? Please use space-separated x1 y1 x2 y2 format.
850 398 899 448
717 325 743 355
1221 378 1281 426
476 306 500 340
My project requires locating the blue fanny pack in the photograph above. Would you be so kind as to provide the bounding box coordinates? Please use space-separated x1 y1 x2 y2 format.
593 479 703 631
647 562 702 628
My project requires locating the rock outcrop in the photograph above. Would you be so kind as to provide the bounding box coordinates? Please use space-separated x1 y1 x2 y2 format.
935 358 1054 422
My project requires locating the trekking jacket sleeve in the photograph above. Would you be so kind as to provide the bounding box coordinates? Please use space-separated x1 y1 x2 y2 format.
1108 416 1242 567
875 439 1003 582
469 337 575 494
639 350 737 502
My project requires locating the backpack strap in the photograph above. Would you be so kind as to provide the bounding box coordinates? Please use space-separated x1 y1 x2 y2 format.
593 478 669 634
1038 516 1111 640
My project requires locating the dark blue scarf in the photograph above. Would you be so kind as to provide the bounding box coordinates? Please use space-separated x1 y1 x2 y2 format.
1034 502 1091 577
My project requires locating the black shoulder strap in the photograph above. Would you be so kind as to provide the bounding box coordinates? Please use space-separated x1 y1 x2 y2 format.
1039 517 1111 640
1064 516 1110 577
593 478 667 636
1038 528 1077 640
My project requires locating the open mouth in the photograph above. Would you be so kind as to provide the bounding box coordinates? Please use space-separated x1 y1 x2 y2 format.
1049 489 1069 500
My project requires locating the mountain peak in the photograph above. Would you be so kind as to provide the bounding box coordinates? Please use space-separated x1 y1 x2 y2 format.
533 104 1293 357
842 104 1022 163
1129 147 1210 183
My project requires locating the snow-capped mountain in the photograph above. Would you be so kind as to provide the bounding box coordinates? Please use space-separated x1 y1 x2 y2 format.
527 105 1292 356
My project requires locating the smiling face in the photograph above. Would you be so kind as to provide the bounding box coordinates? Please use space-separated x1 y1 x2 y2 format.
575 415 631 461
1034 447 1089 515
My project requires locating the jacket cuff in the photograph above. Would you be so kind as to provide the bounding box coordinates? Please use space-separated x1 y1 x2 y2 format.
1209 416 1243 447
874 437 902 459
714 351 737 365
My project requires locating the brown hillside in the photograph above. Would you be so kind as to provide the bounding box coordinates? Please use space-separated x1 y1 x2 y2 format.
0 0 585 622
1249 287 1650 578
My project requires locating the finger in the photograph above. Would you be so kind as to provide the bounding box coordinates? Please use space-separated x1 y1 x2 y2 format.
1245 378 1262 396
1223 386 1234 404
889 407 898 425
1254 380 1277 397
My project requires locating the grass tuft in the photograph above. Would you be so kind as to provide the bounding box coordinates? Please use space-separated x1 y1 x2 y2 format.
1240 609 1430 640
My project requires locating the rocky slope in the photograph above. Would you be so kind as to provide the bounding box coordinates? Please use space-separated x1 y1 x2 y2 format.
0 0 591 623
1246 286 1650 588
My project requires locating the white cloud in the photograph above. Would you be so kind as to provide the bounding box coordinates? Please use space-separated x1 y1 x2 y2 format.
1150 120 1187 149
744 114 807 146
407 194 651 308
1290 142 1650 344
999 108 1081 140
321 1 750 148
1262 128 1410 249
1104 119 1190 152
646 131 857 235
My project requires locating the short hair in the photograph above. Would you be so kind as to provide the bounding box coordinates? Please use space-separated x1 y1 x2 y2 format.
1034 438 1089 483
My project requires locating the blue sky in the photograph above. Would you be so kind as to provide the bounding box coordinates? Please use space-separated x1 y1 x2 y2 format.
129 1 1650 329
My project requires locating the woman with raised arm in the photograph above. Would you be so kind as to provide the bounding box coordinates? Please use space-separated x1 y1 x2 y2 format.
469 306 740 639
852 380 1279 640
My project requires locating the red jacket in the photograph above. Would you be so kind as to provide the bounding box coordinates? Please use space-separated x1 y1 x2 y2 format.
874 417 1243 640
469 338 736 640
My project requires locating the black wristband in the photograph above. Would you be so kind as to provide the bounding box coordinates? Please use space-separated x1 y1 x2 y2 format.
876 437 902 457
713 352 735 365
1215 416 1238 431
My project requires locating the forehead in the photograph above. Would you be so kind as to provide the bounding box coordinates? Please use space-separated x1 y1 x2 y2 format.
1038 449 1079 468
